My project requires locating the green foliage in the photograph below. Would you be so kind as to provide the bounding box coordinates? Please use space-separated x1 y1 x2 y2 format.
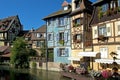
40 41 46 57
59 40 64 45
98 6 104 19
28 49 37 56
31 61 37 68
10 37 29 69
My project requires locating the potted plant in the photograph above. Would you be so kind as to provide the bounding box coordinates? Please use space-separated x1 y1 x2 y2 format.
59 40 64 45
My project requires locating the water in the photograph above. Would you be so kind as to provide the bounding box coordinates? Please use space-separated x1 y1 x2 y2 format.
0 66 70 80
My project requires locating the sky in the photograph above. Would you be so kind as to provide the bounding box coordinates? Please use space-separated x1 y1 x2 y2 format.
0 0 96 30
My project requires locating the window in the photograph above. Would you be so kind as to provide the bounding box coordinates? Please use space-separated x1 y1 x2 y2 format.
73 18 81 27
63 6 68 10
100 47 108 58
36 33 42 38
99 25 107 36
74 18 80 24
74 34 82 43
117 46 120 59
58 17 65 26
57 48 68 57
93 26 98 39
48 34 52 41
36 41 44 47
74 0 80 9
47 19 51 26
118 25 120 35
59 32 64 40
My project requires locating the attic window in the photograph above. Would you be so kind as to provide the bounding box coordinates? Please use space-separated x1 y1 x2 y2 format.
63 6 68 10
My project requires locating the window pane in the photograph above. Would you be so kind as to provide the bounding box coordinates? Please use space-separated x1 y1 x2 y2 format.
59 32 64 40
99 26 107 36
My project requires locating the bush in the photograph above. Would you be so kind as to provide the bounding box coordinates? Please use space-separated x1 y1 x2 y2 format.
32 61 37 68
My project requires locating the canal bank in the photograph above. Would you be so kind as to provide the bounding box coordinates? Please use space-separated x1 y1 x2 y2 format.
0 65 69 80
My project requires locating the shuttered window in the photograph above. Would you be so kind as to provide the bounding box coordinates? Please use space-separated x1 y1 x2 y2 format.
118 25 120 35
64 32 68 42
117 46 120 59
106 24 112 36
100 47 108 58
57 48 69 57
93 26 98 39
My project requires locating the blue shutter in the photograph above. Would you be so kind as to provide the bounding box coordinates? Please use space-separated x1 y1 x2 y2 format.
64 32 68 42
51 33 53 40
56 33 59 42
57 48 60 56
65 48 69 57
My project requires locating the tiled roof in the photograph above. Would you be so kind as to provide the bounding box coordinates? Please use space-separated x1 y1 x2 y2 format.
0 16 17 32
31 25 46 41
62 0 69 7
43 8 71 20
36 25 46 33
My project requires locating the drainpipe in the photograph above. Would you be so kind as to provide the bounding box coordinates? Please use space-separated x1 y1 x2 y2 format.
45 21 48 71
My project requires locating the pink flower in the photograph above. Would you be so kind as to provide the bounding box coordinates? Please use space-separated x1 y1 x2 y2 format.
101 70 111 78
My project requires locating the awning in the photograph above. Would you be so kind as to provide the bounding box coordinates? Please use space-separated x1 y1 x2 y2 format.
78 52 98 57
68 57 80 61
95 59 120 64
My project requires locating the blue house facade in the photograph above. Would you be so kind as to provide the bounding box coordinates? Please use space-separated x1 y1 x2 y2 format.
43 1 71 64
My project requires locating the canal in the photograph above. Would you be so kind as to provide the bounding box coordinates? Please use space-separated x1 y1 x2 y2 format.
0 66 70 80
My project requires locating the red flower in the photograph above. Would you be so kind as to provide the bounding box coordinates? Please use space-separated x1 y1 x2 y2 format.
101 70 111 79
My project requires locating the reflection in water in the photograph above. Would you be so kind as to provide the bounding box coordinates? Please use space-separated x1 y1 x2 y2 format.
0 66 69 80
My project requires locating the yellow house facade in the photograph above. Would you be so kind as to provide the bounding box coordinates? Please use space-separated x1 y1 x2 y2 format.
69 0 93 68
90 0 120 70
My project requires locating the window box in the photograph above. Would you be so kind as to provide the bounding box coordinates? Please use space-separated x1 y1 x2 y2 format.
97 35 108 41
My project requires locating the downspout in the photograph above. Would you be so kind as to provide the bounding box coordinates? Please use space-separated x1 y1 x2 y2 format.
89 6 96 69
45 21 48 71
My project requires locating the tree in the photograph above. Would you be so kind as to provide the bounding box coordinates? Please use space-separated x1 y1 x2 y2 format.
40 41 46 57
10 37 29 68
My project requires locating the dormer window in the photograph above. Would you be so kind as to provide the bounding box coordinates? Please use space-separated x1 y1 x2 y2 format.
63 6 68 10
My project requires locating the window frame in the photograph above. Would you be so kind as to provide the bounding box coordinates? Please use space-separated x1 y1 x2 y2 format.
100 47 108 58
98 25 107 36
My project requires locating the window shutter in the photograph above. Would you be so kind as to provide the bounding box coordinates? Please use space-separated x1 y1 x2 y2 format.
51 33 53 40
64 32 68 42
57 48 60 56
93 26 98 39
117 46 120 59
64 17 68 25
65 48 69 56
100 47 108 58
56 33 59 42
106 24 111 36
118 25 120 35
47 34 49 41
